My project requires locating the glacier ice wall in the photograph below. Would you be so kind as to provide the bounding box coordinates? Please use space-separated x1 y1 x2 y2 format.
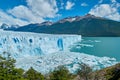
0 30 117 74
0 30 81 58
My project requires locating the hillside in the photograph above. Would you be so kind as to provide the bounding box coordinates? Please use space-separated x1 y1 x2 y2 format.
14 14 120 37
94 63 120 80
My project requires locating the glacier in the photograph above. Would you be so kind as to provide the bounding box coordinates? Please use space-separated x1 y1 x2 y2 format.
0 30 81 57
0 30 118 74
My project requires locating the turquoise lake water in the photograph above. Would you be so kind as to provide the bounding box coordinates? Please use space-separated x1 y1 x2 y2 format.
71 37 120 61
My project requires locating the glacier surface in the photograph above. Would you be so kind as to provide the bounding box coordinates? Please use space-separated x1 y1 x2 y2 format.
0 30 118 74
0 30 81 57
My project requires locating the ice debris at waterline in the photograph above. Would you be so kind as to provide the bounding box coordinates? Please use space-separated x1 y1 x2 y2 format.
15 52 117 74
0 30 118 74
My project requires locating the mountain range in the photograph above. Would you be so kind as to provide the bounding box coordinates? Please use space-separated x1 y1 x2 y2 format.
0 23 19 30
1 14 120 37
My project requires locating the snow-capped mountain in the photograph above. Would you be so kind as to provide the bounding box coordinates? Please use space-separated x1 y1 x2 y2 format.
40 21 53 26
57 17 77 23
14 14 120 37
0 23 10 29
57 14 97 23
0 30 117 74
0 23 19 30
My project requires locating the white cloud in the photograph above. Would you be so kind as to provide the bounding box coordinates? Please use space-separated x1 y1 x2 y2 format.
81 3 88 7
111 0 116 3
99 0 116 4
26 0 58 18
65 1 75 10
0 0 59 26
90 4 116 16
107 13 120 20
0 10 29 26
8 5 44 23
89 2 120 21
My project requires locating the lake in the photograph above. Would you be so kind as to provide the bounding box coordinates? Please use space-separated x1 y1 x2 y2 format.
71 37 120 61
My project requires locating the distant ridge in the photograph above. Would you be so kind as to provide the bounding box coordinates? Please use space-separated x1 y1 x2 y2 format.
4 14 120 36
0 23 19 30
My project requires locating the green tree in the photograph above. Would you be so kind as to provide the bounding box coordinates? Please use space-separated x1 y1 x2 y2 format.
105 65 120 80
49 66 74 80
0 53 25 80
24 67 44 80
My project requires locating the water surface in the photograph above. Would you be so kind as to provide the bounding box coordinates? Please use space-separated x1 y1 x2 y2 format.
71 37 120 61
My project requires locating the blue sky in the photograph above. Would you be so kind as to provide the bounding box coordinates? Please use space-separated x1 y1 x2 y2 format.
0 0 120 26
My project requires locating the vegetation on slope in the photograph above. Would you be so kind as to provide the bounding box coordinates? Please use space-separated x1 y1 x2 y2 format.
0 52 120 80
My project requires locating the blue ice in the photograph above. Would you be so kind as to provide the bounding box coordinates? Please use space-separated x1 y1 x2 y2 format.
57 38 63 51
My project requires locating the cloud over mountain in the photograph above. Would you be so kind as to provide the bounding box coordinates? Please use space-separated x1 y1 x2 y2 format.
7 0 58 25
0 0 59 26
0 10 29 26
89 0 120 21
